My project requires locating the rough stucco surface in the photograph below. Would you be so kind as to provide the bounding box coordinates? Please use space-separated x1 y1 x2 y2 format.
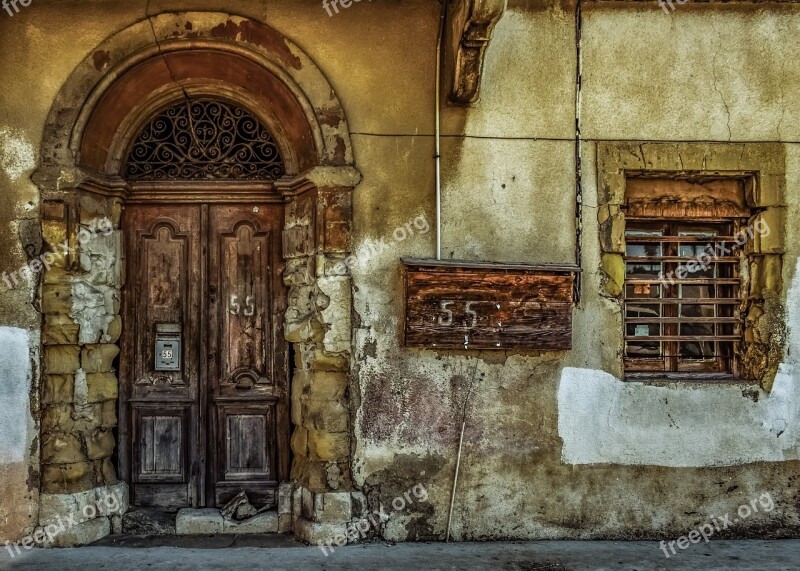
0 327 38 539
1 0 800 544
558 364 800 467
0 327 33 464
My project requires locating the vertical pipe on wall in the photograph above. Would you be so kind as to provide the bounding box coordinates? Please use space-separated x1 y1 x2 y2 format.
573 0 584 303
435 1 445 260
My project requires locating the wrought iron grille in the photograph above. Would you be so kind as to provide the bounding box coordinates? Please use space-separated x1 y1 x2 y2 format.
125 99 285 181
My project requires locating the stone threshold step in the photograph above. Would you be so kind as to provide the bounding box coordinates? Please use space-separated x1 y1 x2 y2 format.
176 508 279 534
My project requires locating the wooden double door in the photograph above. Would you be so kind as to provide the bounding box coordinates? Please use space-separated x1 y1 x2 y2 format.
120 203 289 509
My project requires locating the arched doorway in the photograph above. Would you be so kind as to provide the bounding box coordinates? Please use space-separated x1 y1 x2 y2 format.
33 13 360 538
120 98 290 509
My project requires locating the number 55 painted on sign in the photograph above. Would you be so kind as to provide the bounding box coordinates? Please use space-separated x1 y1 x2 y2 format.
437 300 478 328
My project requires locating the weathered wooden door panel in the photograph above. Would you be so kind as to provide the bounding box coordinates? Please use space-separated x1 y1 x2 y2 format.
121 202 288 510
121 206 202 507
208 205 287 508
213 404 278 507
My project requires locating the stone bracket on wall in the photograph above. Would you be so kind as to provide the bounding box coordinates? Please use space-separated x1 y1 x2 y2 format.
446 0 508 105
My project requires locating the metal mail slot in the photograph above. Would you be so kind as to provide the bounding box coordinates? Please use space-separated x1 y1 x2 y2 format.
154 323 182 371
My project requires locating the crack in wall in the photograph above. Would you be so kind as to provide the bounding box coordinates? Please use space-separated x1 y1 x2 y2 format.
710 19 733 141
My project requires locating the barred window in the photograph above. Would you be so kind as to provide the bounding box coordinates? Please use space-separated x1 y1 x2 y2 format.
623 216 745 378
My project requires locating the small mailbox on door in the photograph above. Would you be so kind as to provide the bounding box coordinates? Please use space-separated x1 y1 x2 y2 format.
154 323 182 371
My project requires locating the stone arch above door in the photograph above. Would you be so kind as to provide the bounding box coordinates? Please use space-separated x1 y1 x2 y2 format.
36 12 354 181
32 12 360 544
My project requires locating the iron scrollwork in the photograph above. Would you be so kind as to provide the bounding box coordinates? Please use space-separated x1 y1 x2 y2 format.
125 99 286 181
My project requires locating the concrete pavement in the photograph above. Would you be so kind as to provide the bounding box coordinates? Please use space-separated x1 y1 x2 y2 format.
1 539 799 570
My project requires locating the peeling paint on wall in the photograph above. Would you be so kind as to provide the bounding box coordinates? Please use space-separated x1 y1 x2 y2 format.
70 221 121 345
557 259 800 468
557 365 800 467
0 128 35 183
0 326 32 463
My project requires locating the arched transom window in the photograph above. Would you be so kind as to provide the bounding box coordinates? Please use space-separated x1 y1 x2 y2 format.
125 99 285 181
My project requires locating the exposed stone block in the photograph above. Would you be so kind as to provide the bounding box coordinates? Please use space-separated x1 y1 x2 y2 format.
99 399 117 428
278 513 292 533
43 314 80 345
756 173 786 207
42 402 104 434
302 399 349 433
283 257 314 287
43 266 72 285
301 486 313 520
104 315 122 343
176 508 224 534
317 276 351 354
43 374 74 404
350 491 368 520
285 314 326 344
749 254 783 298
292 485 303 519
306 429 349 462
39 483 128 528
283 224 314 258
291 426 309 457
598 206 625 255
42 284 73 314
293 459 346 491
292 370 312 400
278 482 293 515
41 219 68 249
313 491 352 523
754 208 785 255
85 429 115 460
293 517 346 545
41 433 85 465
304 348 349 372
44 345 80 375
86 372 117 402
51 516 111 547
601 253 624 298
97 457 118 485
81 344 119 373
222 511 278 533
42 404 76 433
41 461 93 494
291 392 303 426
71 284 118 345
306 371 348 401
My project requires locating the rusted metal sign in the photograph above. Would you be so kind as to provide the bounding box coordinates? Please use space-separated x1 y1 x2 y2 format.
402 258 578 350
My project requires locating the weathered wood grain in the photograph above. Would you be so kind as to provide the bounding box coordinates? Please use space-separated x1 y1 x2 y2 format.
403 259 578 350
